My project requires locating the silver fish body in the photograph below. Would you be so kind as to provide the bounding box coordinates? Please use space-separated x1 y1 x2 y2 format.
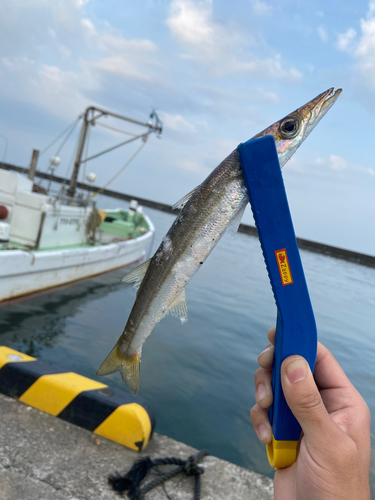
127 149 247 351
97 88 342 394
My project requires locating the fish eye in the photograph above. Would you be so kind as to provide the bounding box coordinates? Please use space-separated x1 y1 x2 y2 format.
279 116 300 139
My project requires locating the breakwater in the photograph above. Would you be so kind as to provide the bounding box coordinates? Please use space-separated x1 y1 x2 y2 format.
2 162 374 269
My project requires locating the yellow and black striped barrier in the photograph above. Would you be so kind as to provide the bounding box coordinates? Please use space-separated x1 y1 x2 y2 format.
0 346 155 451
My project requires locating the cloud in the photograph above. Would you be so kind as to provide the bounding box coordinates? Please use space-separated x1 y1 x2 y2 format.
251 0 273 16
314 155 375 177
251 88 279 103
0 1 163 122
285 156 304 172
59 44 71 61
81 18 96 38
317 25 328 43
197 85 278 105
312 155 347 172
355 16 375 86
178 159 208 172
92 34 158 81
329 154 346 170
167 0 215 49
166 0 301 81
161 112 196 133
336 3 375 89
231 55 302 81
287 155 375 181
337 27 357 51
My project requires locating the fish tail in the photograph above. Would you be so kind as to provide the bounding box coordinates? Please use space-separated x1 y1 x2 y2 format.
97 343 141 395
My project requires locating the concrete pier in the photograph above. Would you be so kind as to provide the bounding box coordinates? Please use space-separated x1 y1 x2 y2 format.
0 393 273 500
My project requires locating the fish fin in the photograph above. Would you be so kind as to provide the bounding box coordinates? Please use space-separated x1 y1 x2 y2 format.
97 344 141 395
227 203 247 237
172 186 199 210
121 258 151 290
167 290 188 324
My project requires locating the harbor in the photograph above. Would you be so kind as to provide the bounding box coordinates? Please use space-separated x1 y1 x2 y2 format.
1 198 375 497
1 1 375 496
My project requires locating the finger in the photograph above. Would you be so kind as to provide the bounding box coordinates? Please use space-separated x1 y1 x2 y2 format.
257 344 274 369
314 342 353 392
250 404 272 444
267 326 276 345
313 343 372 447
254 367 273 408
261 339 354 393
281 355 340 446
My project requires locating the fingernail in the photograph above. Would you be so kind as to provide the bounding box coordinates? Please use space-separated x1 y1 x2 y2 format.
256 383 267 402
257 424 270 441
259 345 272 356
286 358 308 384
257 345 273 364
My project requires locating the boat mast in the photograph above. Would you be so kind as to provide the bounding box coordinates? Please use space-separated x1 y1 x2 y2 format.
66 106 162 198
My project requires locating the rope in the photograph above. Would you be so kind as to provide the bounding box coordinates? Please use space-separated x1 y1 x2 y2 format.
87 137 148 200
40 117 81 157
86 206 102 244
108 449 209 500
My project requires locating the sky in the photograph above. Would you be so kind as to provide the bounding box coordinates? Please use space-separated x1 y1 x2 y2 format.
0 0 374 255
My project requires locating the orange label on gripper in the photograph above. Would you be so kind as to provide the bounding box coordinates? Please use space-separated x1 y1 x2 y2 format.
275 249 293 286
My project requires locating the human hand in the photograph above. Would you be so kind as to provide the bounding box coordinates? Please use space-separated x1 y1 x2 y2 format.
250 327 371 500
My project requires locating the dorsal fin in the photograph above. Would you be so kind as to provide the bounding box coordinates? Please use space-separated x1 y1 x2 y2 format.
121 258 151 290
172 185 199 210
166 290 188 324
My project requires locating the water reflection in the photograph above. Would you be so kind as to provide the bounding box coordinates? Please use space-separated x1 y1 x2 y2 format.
0 268 128 358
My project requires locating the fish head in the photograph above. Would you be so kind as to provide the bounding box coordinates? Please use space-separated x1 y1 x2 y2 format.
253 88 342 167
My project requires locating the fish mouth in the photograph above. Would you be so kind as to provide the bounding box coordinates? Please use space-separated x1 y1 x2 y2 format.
298 87 342 134
320 87 342 112
307 87 342 120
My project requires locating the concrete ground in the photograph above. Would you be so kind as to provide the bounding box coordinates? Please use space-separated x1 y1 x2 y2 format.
0 393 273 500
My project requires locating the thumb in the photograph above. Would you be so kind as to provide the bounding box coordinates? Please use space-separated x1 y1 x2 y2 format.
281 355 336 444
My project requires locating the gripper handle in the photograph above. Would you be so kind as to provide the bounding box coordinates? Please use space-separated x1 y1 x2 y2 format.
238 136 317 469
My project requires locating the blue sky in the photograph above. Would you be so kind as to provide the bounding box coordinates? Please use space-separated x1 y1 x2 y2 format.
0 0 374 254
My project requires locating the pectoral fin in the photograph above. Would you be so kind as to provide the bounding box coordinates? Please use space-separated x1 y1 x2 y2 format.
121 258 151 291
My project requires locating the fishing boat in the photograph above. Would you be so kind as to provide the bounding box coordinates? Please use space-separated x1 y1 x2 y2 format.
0 106 162 303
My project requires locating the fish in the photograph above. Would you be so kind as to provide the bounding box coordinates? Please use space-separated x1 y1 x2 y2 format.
97 87 342 394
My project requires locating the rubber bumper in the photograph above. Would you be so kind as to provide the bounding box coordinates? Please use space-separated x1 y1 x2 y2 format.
0 346 155 451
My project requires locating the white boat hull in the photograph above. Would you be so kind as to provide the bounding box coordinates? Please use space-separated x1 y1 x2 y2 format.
0 216 154 303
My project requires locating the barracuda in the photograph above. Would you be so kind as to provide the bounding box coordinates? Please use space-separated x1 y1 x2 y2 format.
97 88 342 394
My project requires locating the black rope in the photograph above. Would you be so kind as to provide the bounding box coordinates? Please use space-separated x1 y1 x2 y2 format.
108 449 209 500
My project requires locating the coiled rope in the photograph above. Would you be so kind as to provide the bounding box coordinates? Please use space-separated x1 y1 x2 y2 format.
108 449 209 500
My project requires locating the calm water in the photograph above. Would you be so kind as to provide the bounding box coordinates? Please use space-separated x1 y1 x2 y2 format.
1 198 374 491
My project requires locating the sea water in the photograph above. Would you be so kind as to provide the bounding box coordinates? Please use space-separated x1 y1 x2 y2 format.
1 199 374 492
